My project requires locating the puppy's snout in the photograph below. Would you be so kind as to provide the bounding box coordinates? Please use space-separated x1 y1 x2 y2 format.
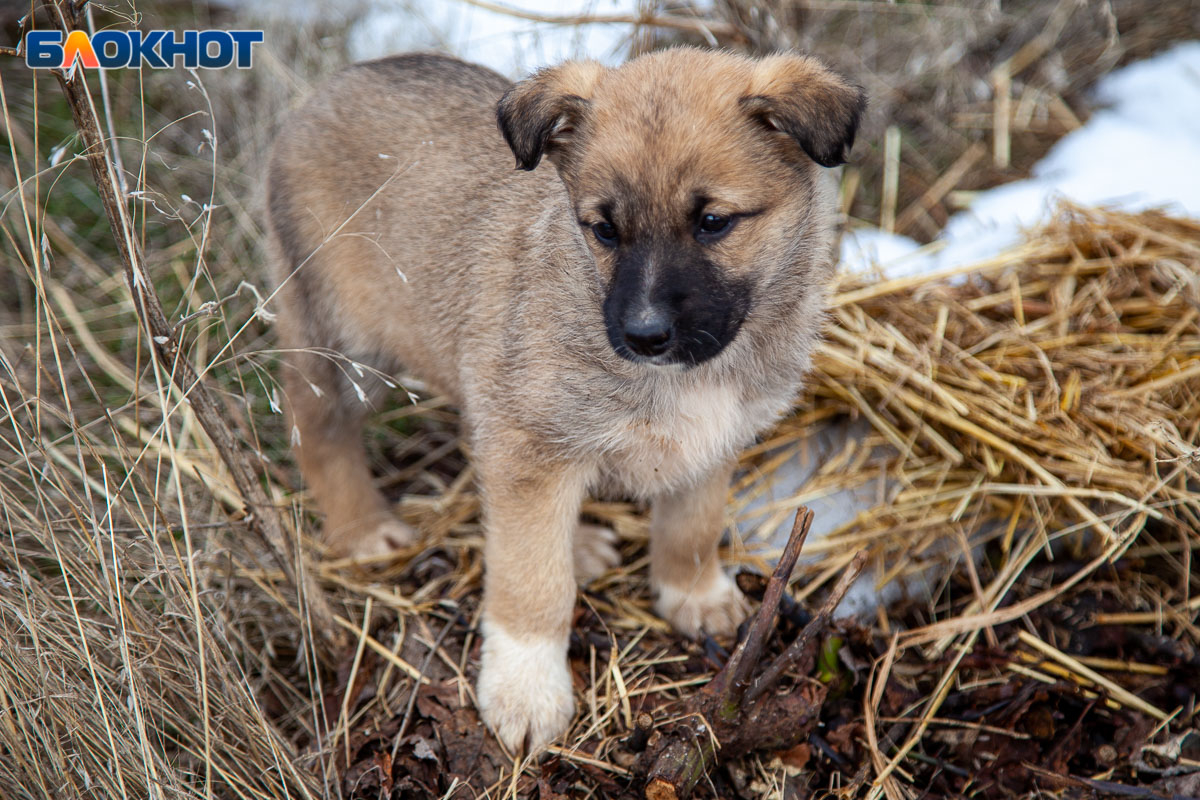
623 308 673 357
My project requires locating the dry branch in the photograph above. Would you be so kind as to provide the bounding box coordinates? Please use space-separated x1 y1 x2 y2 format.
635 508 869 800
456 0 739 39
37 0 339 653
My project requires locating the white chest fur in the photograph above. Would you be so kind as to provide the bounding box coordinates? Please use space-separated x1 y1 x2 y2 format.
596 380 781 496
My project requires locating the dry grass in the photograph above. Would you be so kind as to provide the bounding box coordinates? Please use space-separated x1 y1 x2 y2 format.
1 2 1197 799
748 205 1200 621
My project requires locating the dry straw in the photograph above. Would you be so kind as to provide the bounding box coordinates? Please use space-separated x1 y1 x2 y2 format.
1 1 1198 796
6 184 1197 796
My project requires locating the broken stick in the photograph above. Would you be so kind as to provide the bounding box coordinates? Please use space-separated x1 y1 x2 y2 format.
637 507 869 800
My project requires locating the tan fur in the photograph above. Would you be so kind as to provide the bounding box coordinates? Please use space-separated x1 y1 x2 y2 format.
266 47 864 751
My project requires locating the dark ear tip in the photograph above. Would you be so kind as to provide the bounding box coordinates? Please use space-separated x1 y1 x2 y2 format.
853 83 869 109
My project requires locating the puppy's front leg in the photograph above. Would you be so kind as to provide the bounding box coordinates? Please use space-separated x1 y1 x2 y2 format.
651 461 750 637
475 431 588 752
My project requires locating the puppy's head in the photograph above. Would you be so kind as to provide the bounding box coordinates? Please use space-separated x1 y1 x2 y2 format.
497 48 865 367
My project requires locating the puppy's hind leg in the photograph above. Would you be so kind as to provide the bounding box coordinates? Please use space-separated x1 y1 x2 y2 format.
283 347 415 560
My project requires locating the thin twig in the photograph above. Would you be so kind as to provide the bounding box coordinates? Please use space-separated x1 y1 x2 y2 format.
37 0 339 652
746 549 868 702
715 507 813 701
391 609 460 760
455 0 738 38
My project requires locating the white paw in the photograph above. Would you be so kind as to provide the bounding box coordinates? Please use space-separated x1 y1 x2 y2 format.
574 523 621 584
477 624 574 753
335 516 416 561
654 570 750 638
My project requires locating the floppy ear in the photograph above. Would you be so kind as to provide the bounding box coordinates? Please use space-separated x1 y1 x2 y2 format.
496 60 606 171
741 54 866 168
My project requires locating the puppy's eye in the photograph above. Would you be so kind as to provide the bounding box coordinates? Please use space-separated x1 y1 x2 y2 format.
592 221 618 246
697 213 733 239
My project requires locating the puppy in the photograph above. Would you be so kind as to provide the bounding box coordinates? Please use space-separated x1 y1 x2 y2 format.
266 47 864 751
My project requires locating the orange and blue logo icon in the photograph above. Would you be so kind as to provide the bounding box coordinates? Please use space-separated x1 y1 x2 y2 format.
25 29 263 70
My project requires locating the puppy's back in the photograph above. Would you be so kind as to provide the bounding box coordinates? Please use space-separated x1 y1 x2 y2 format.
266 54 538 398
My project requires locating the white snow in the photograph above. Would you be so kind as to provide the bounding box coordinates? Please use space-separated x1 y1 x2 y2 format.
837 228 927 279
225 0 638 77
731 419 919 617
346 0 637 77
842 40 1200 281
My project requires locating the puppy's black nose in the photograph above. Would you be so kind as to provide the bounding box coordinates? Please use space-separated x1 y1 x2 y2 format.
623 310 673 357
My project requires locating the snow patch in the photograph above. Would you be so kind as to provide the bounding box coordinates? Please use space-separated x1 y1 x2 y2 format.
346 0 637 77
843 41 1200 281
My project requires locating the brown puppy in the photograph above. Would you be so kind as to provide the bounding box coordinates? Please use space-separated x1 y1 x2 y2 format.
266 47 864 751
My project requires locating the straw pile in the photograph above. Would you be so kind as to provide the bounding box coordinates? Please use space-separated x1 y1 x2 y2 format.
734 204 1200 627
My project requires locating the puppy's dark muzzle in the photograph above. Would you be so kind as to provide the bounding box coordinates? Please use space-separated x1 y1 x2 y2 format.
622 308 673 357
603 244 750 366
